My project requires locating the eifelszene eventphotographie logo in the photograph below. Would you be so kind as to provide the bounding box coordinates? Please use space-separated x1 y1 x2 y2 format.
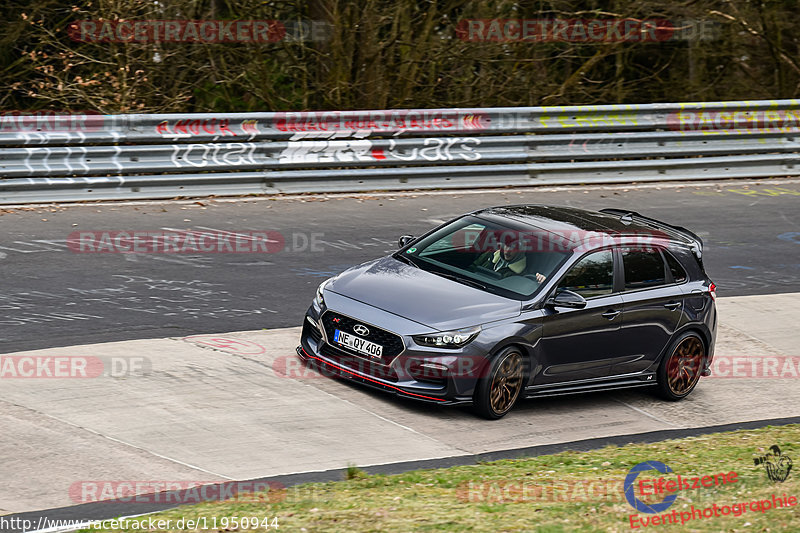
623 460 747 528
624 461 678 513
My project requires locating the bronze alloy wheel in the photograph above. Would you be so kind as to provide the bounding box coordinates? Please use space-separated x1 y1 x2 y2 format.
489 351 524 415
665 336 704 396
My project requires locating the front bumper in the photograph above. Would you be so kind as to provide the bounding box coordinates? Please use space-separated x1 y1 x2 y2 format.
298 306 487 405
296 345 470 405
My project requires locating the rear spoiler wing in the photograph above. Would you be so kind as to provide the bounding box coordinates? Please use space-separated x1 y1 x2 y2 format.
599 208 704 263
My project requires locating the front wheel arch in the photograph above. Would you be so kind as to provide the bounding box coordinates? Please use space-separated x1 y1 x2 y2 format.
482 338 538 384
472 345 528 420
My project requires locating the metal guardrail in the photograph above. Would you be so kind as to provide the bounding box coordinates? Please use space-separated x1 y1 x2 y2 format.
1 99 800 203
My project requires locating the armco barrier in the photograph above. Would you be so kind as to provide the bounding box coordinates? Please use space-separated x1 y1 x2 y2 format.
1 99 799 203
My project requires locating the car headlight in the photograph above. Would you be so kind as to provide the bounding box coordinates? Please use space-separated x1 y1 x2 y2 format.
315 278 333 306
413 326 481 348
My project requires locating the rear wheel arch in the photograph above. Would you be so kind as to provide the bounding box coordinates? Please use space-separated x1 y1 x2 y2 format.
655 329 707 401
677 325 710 354
656 325 710 366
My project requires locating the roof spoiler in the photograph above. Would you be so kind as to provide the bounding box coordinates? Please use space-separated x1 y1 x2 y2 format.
599 208 704 263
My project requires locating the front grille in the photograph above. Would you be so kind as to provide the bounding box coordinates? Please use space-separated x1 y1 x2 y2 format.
321 311 404 365
320 343 399 382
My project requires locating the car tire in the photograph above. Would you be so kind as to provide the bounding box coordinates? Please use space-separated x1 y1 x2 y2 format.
655 332 706 401
473 346 525 420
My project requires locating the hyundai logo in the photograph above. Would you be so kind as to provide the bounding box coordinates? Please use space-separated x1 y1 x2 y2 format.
353 324 370 336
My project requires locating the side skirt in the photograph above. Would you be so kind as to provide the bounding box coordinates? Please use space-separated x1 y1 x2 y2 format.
524 375 658 398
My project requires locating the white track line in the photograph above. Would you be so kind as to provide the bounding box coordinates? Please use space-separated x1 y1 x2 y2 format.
8 402 234 480
613 398 682 429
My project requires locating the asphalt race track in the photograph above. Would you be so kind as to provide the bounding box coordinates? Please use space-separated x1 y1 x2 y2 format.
0 178 799 526
1 179 799 353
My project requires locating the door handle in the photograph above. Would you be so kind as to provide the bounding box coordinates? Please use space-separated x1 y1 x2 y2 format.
601 309 621 320
664 302 681 311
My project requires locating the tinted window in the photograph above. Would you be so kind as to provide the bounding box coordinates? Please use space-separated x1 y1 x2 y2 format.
622 248 666 290
664 251 687 283
403 216 569 300
557 250 613 298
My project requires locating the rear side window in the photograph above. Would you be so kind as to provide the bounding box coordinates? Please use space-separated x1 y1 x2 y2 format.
664 251 688 283
622 248 666 290
557 250 614 298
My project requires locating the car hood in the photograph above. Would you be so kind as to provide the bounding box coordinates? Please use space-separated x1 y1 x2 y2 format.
327 256 521 331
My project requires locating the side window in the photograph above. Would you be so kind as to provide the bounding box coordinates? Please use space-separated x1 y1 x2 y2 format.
557 250 614 298
622 248 667 290
664 251 688 283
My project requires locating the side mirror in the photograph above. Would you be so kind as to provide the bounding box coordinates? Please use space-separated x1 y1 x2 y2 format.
546 289 587 310
398 235 415 248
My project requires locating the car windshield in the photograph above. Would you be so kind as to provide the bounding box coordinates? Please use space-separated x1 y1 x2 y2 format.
396 215 570 300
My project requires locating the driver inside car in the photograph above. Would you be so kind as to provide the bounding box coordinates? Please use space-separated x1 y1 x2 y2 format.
472 241 547 283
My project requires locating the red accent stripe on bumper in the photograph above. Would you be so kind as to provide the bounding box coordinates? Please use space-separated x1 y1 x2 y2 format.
299 346 447 402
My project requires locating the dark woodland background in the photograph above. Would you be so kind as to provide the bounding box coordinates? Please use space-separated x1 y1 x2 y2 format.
2 1 798 113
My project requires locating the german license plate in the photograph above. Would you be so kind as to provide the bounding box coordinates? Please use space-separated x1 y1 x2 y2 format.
334 329 383 359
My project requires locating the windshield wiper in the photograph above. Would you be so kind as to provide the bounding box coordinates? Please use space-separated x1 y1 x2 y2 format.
396 254 488 291
394 252 423 269
433 271 488 291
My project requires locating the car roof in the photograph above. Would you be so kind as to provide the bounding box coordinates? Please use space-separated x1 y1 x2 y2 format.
471 205 693 246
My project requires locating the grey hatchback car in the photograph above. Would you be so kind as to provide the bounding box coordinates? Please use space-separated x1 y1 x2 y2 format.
297 205 717 419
